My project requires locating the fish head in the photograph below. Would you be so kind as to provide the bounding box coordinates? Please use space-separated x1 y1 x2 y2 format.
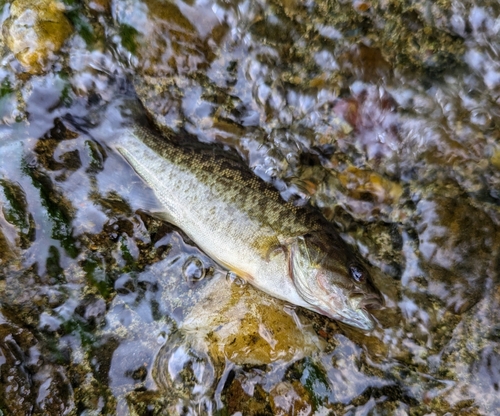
289 234 384 330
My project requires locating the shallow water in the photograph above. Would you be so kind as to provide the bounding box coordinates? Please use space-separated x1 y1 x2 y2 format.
0 0 499 414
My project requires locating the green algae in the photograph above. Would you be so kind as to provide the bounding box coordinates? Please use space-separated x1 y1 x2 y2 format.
84 140 107 173
61 317 96 347
46 245 66 281
0 179 35 249
22 162 78 258
297 358 330 410
66 10 97 46
82 257 113 299
0 79 13 98
59 79 73 107
119 235 139 272
119 24 139 55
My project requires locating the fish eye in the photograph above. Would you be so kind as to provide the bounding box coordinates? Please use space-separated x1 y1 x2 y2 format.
349 264 366 283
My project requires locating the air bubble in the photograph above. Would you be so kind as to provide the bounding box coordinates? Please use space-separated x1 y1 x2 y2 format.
182 256 206 282
226 271 246 287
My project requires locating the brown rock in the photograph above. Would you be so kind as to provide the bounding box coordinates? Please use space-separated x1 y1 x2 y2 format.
3 0 73 73
182 276 323 365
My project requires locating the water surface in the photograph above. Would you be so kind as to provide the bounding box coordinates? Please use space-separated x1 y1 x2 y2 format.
0 0 499 414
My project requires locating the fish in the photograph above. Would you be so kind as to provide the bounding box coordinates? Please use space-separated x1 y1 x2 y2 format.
115 125 384 330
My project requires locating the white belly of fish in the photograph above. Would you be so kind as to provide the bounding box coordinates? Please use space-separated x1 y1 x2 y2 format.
115 133 310 310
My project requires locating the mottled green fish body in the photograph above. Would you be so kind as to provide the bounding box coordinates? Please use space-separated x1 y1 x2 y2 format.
116 126 383 330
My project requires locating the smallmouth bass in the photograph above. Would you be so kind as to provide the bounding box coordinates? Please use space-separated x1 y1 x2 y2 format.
116 126 384 330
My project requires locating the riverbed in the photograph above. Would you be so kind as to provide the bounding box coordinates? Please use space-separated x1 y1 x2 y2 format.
0 0 499 414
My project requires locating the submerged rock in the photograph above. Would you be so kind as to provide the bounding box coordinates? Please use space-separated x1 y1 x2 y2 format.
0 226 15 266
148 273 324 410
269 381 314 415
0 322 35 415
3 0 73 73
182 275 323 366
0 318 76 415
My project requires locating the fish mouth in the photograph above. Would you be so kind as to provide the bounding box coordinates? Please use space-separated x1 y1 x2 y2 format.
331 292 384 331
311 296 376 331
335 307 375 331
349 292 385 311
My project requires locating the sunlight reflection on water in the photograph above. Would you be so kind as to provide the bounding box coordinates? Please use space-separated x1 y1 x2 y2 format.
0 0 499 413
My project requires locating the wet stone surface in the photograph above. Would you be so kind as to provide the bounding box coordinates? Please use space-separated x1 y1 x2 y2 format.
2 0 73 74
0 0 500 414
